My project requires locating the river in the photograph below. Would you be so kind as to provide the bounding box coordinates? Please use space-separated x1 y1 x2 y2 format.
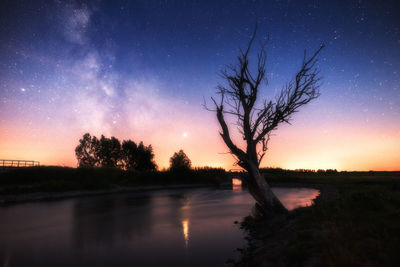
0 186 319 266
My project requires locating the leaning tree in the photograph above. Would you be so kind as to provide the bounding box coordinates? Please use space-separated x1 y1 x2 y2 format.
208 28 324 215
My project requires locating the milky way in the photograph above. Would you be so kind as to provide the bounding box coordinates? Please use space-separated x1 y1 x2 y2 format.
0 0 399 170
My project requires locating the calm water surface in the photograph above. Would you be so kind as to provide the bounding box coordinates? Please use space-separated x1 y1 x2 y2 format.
0 187 319 267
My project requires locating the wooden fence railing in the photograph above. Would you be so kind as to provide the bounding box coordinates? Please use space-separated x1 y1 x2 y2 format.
0 159 40 168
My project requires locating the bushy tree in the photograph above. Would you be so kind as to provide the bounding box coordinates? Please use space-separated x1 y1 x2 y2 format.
97 135 121 168
121 140 138 170
169 150 191 171
76 133 157 171
135 142 157 171
75 133 100 167
121 140 157 171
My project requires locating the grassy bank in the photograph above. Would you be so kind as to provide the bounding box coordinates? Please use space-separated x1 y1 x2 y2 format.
0 166 227 195
237 175 400 266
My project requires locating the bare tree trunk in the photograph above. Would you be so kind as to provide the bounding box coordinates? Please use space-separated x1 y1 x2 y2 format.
208 26 323 217
245 161 287 216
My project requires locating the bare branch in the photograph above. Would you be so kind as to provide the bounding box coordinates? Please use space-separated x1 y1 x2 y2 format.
254 44 324 143
206 26 324 169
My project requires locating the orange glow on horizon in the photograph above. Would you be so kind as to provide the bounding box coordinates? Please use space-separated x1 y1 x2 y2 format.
1 116 399 171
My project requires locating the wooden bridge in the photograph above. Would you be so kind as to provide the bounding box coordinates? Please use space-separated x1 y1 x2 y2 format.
228 169 247 177
0 159 40 170
218 169 247 186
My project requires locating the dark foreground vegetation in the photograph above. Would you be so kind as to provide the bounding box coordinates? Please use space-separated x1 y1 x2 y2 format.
237 171 400 267
0 166 226 195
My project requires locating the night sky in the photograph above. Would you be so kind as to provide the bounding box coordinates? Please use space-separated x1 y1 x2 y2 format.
1 0 399 170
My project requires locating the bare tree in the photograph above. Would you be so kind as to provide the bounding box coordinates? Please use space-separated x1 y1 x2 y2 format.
208 28 324 215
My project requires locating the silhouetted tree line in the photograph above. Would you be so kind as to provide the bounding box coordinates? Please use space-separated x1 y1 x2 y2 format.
260 167 338 174
75 133 157 171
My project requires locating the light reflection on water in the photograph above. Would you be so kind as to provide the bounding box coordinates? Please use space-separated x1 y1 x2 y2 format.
181 219 189 248
273 187 320 210
0 187 319 267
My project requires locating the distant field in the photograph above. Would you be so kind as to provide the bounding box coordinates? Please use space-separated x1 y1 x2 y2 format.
262 170 400 185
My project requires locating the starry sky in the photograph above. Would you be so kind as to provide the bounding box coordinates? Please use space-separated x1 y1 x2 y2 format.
0 0 399 171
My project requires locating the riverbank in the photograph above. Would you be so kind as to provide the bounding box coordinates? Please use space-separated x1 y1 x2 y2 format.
236 175 400 266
